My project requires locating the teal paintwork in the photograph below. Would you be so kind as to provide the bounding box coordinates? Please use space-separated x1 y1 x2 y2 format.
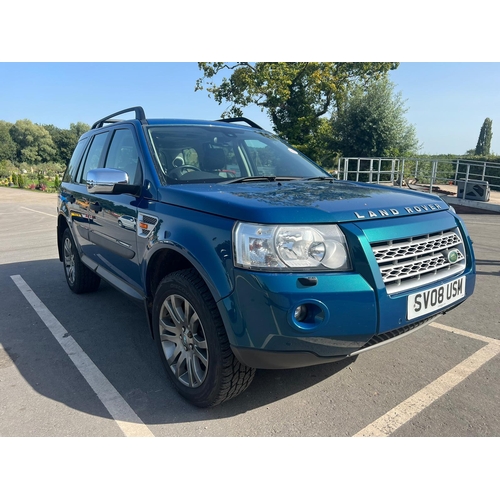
157 180 451 224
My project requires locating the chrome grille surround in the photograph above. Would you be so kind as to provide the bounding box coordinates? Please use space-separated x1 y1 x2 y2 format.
371 228 466 294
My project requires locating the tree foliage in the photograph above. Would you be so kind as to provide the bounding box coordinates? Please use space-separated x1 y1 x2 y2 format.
43 122 90 165
330 76 419 158
0 117 91 191
196 62 399 148
474 118 493 155
0 118 90 171
0 121 16 161
9 119 57 163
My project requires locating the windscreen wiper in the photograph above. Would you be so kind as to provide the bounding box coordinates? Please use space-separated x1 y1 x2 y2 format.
302 176 335 181
223 176 302 184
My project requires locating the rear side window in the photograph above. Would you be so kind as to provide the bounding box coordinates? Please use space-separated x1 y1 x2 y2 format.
63 137 89 183
79 132 109 183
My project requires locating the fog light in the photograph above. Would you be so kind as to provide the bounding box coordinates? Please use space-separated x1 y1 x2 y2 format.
294 305 308 322
288 300 329 331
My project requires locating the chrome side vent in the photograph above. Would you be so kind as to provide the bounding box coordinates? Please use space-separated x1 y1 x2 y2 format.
137 213 159 238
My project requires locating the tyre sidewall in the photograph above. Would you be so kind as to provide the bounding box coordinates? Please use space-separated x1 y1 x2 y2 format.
62 228 100 294
152 271 226 407
62 228 81 293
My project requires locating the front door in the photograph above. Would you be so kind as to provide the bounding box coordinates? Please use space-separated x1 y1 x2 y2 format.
86 127 142 293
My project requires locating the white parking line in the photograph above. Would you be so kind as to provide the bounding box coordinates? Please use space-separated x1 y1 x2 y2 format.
354 325 500 437
20 206 57 218
431 322 500 346
10 275 154 438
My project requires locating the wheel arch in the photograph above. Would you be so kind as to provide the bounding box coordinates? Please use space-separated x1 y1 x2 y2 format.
144 236 233 302
146 247 195 301
143 243 234 338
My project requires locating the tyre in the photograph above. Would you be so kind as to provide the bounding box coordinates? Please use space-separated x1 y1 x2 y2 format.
152 269 255 407
62 228 101 294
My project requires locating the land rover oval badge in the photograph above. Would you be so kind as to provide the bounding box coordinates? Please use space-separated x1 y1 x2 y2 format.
443 248 459 264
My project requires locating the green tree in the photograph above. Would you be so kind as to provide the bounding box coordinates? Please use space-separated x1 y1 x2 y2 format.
43 124 81 165
0 121 16 161
330 76 419 158
70 122 90 138
196 62 399 150
9 119 57 163
474 118 493 155
0 159 16 178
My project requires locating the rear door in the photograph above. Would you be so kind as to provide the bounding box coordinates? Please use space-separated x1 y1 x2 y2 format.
61 132 110 253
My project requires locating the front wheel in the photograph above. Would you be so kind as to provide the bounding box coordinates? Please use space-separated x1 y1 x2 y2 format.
152 269 255 407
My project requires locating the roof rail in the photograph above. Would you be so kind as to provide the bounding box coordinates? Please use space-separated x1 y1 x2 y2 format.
217 117 264 130
91 106 147 129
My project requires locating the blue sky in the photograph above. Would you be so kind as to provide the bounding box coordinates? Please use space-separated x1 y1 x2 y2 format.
1 62 499 156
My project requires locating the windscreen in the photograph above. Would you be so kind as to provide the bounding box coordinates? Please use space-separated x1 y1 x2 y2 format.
147 125 328 184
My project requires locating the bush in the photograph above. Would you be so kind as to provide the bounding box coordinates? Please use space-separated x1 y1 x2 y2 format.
0 160 16 179
17 175 26 188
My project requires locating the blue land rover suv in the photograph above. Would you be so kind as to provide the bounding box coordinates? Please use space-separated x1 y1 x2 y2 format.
57 107 476 407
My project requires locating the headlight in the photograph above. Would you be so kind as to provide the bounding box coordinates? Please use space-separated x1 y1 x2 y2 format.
234 223 352 271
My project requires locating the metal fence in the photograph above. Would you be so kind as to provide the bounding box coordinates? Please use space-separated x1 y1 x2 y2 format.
336 157 500 198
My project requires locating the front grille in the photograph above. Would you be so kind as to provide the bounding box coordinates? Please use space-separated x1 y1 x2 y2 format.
371 228 466 294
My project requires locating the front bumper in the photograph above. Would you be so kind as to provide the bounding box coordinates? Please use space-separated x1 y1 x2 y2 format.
231 313 443 369
220 268 474 369
218 212 476 370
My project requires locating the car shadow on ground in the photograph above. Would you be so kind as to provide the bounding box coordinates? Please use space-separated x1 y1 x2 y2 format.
0 259 357 430
474 259 500 276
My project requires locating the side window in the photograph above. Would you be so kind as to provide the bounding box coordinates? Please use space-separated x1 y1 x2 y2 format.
104 129 141 185
79 132 109 183
63 137 89 183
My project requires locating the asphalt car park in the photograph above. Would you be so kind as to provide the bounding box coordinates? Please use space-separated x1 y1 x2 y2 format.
0 187 499 437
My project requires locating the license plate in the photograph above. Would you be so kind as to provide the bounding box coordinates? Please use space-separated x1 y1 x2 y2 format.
407 276 466 320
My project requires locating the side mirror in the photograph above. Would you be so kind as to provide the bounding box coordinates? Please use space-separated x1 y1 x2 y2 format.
87 169 140 195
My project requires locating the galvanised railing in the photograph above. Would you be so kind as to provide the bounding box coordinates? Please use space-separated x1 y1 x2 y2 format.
336 157 500 198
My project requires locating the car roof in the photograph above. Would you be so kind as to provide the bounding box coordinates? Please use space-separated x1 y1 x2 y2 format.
145 118 261 130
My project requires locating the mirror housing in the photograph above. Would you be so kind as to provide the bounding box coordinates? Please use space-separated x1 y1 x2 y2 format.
87 169 140 195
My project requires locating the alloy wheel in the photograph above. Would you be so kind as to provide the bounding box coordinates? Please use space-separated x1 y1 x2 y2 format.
159 294 209 387
63 237 76 285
